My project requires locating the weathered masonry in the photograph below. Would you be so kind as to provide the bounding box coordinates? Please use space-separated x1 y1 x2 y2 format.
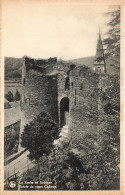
19 55 119 150
19 56 96 147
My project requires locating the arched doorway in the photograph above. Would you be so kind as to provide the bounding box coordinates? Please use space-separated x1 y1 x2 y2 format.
60 97 69 128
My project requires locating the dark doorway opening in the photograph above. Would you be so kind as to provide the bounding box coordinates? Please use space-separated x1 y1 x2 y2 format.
60 97 69 128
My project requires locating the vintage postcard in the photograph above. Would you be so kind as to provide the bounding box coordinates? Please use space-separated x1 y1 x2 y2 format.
0 0 124 194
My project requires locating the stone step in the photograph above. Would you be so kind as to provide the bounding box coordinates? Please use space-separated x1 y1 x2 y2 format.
54 136 68 145
53 125 69 145
61 127 68 132
53 140 60 145
60 131 68 137
60 130 68 136
62 125 68 128
60 126 68 131
60 128 68 133
60 133 68 138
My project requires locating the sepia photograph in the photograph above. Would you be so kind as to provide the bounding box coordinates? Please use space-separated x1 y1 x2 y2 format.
1 0 124 194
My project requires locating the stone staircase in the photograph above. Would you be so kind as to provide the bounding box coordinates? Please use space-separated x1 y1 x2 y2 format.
54 125 68 145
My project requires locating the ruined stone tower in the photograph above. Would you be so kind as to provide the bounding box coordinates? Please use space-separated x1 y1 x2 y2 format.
19 56 103 151
18 56 59 150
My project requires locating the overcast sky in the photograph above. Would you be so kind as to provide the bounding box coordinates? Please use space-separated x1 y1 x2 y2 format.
2 1 117 60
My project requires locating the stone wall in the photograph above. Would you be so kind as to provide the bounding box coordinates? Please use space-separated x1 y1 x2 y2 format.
69 66 120 151
57 73 70 127
20 58 72 140
98 74 120 118
69 66 99 150
20 56 120 153
21 68 59 130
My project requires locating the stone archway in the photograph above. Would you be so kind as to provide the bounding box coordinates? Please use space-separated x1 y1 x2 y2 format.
60 97 69 128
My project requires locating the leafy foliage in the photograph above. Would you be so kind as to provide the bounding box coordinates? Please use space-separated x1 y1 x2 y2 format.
4 121 20 158
103 6 120 57
21 112 59 162
5 91 14 102
14 90 21 101
21 143 90 190
21 126 120 191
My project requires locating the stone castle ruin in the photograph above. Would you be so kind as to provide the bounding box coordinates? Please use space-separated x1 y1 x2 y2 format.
19 57 119 152
4 34 119 188
18 32 119 151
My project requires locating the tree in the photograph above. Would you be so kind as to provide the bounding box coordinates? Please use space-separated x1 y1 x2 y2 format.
5 91 14 102
21 142 90 190
21 129 120 190
21 112 59 162
103 6 120 58
14 90 21 101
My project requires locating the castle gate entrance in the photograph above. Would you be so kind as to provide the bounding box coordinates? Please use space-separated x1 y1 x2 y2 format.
60 97 69 128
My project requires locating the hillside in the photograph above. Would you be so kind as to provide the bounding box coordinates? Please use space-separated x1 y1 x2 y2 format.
5 57 23 79
68 55 120 75
68 56 95 68
5 56 95 79
4 55 120 79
